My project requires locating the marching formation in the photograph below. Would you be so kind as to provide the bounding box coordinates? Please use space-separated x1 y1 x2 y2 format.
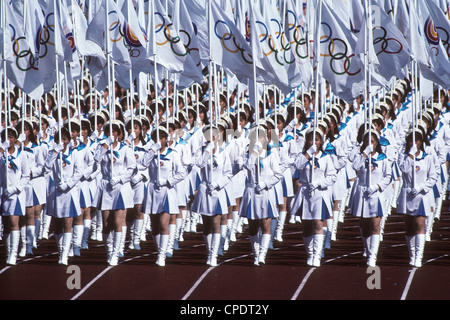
1 75 449 269
1 0 450 271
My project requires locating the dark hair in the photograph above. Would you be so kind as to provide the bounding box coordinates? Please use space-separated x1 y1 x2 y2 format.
16 120 38 145
303 130 324 154
1 128 18 141
81 120 92 137
151 128 168 143
54 127 71 144
405 131 425 155
360 132 383 155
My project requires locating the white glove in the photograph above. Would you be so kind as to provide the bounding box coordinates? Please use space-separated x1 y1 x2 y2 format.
1 141 9 151
286 118 298 131
90 130 99 140
131 174 142 186
37 131 44 140
105 135 115 147
208 181 219 193
253 141 263 153
308 181 319 192
410 184 424 197
4 187 18 197
408 145 418 157
58 183 69 192
307 144 317 157
150 141 162 153
363 144 374 156
18 133 26 143
126 132 137 144
364 185 378 197
255 182 267 194
110 177 121 187
205 142 214 153
54 141 64 153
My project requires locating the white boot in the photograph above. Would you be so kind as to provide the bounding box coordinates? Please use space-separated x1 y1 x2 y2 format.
224 218 233 251
258 233 271 265
156 234 169 266
72 225 83 257
367 234 380 267
179 210 188 242
81 219 91 250
312 234 325 267
425 214 434 242
209 233 221 267
250 234 260 266
303 235 314 266
173 218 183 250
26 225 35 255
331 211 339 241
274 211 287 242
229 211 239 242
18 226 26 257
218 224 228 256
96 215 103 242
166 223 176 258
141 214 149 241
34 218 41 248
41 214 52 240
203 233 212 265
119 226 127 258
405 235 416 266
128 220 135 250
190 211 198 233
7 231 20 265
60 233 73 265
325 219 333 249
269 219 277 250
133 219 144 250
90 212 98 241
414 234 426 268
109 231 122 266
289 213 296 224
104 231 113 264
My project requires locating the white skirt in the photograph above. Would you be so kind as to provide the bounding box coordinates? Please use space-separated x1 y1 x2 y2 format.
192 182 229 216
290 187 333 221
25 176 47 206
47 186 82 218
239 186 279 220
1 192 27 216
349 185 385 218
174 176 188 207
79 179 92 208
132 180 145 205
141 182 180 214
231 170 246 199
96 179 134 211
332 168 348 201
396 187 431 217
223 181 237 207
281 168 294 198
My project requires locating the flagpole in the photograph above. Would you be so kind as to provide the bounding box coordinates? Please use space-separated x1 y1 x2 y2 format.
1 0 9 188
150 0 161 182
311 0 323 187
105 0 114 181
208 0 214 187
365 0 373 189
249 0 260 186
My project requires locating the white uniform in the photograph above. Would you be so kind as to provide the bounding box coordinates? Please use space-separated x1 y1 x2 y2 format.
0 147 30 216
23 141 46 207
350 152 392 218
239 148 283 220
397 151 438 217
94 141 136 211
191 143 233 216
290 151 337 221
141 146 186 215
45 145 83 218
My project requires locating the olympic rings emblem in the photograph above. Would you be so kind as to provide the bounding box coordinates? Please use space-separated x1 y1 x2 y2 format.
436 26 450 58
373 26 403 55
214 20 253 65
319 22 361 76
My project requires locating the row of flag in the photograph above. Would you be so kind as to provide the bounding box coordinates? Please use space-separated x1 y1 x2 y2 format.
1 0 450 108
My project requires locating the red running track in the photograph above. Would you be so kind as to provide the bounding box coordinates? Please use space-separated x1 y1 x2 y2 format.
0 198 449 305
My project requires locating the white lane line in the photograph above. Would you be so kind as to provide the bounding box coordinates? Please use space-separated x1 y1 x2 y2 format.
71 266 113 300
400 268 417 300
291 267 315 300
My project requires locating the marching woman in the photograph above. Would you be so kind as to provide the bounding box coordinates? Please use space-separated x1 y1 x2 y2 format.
0 127 30 265
269 113 298 244
16 119 45 256
349 129 392 267
79 119 100 250
141 125 186 267
44 127 83 265
397 129 438 268
290 127 337 267
239 123 283 266
37 115 54 240
191 123 233 266
93 120 136 266
125 118 148 251
63 119 93 256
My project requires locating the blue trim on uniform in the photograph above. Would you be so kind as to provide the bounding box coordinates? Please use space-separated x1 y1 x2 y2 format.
417 200 427 217
14 198 24 216
69 198 78 218
115 193 126 210
268 201 275 218
321 200 331 220
80 190 87 208
377 199 384 217
32 190 40 206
